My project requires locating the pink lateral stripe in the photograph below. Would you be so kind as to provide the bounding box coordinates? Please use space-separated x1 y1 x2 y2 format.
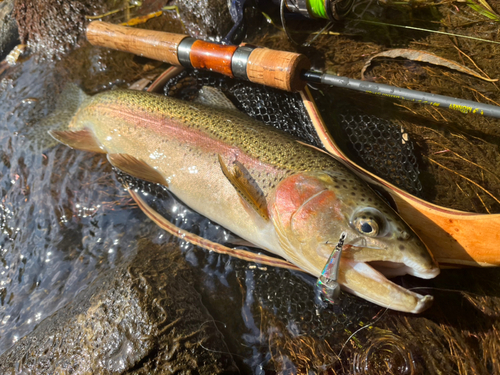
98 102 281 176
128 187 303 271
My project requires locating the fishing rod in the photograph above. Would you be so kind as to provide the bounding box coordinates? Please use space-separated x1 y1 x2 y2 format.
86 21 500 119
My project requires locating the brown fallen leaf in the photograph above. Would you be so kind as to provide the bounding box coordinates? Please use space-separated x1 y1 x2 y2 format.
361 48 498 82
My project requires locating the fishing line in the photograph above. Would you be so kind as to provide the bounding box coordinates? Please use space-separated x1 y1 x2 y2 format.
354 19 500 46
198 342 247 358
335 285 473 359
405 286 486 298
304 21 334 46
280 0 300 45
200 319 228 329
195 318 255 358
337 305 390 357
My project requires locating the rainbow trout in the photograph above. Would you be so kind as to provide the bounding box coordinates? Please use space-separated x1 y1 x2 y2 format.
49 85 440 313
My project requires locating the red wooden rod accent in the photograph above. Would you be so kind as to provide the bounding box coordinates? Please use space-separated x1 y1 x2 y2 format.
86 21 188 66
189 40 238 77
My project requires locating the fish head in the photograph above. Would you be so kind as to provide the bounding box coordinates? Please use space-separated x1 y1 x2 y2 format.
268 170 440 313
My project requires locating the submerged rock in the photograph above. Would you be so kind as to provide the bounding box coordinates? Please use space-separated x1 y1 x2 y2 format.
176 0 233 40
0 239 237 374
12 0 104 59
0 0 20 61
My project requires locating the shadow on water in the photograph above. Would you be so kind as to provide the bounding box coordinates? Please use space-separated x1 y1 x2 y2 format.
1 1 500 374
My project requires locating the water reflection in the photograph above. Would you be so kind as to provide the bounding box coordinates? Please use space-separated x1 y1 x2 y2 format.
353 331 415 375
0 52 162 354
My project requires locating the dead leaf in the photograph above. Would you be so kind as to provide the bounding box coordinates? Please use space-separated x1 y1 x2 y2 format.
361 48 498 82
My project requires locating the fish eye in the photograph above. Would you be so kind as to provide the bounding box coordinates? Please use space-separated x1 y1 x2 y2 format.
352 215 380 237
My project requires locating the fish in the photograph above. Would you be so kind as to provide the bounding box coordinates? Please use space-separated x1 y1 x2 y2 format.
48 84 440 313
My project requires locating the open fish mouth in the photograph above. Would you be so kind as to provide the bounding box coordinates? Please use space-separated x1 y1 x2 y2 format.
369 260 440 279
338 256 439 314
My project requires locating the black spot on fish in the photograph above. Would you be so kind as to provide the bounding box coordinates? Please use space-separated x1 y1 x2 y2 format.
399 245 405 251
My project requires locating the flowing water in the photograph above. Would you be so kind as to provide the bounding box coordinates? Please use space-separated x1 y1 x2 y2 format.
0 56 153 353
1 1 500 374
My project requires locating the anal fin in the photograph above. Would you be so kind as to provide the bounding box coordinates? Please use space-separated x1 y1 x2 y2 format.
49 129 105 153
108 153 169 187
218 155 269 221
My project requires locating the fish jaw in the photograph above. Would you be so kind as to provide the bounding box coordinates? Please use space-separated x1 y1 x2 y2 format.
339 258 434 313
339 235 441 280
268 170 440 313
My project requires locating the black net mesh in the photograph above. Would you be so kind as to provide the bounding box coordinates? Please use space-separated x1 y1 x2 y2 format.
338 109 422 195
312 90 423 197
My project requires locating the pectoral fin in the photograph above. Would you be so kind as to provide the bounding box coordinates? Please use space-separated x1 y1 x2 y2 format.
269 204 302 265
218 155 269 221
108 153 169 187
49 129 105 153
225 236 259 248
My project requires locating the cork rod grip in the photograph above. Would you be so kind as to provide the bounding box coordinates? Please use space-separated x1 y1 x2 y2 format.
246 49 311 92
86 21 188 66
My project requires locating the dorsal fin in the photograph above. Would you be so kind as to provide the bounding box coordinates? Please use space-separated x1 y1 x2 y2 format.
107 153 169 187
296 140 332 156
195 86 239 111
218 155 269 221
48 129 105 153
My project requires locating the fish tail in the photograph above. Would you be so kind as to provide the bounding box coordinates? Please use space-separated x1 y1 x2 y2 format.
42 84 89 130
46 85 106 153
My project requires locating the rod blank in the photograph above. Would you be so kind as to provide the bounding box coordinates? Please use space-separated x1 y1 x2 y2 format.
303 71 500 119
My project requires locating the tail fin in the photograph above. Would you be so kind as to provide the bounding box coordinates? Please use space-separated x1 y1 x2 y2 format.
41 84 88 130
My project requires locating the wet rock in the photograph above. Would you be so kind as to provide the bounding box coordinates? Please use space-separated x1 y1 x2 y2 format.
0 0 20 61
0 239 237 374
176 0 233 40
12 0 104 59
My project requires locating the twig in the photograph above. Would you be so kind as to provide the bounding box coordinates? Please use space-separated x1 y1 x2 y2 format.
465 86 500 106
427 157 500 205
476 191 491 213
